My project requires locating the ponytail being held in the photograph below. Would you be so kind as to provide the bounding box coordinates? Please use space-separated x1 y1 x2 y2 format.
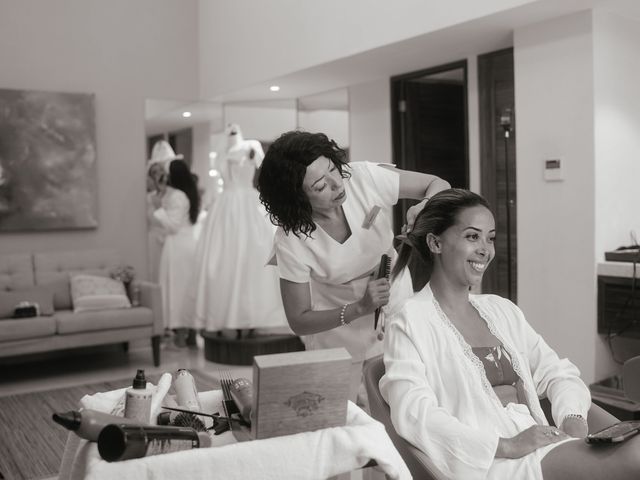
392 189 491 292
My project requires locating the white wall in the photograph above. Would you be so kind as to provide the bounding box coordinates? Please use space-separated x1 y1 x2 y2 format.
191 122 212 198
514 11 598 382
223 104 297 143
297 110 349 148
592 10 640 377
593 11 640 258
349 79 392 164
0 0 199 279
198 0 535 98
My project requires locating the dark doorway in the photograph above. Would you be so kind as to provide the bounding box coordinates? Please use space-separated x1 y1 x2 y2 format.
168 128 193 167
391 61 469 235
478 48 517 301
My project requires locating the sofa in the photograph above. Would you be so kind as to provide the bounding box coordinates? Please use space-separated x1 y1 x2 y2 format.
0 249 163 366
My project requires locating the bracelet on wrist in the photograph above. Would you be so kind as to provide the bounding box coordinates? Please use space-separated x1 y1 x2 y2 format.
339 304 349 327
563 413 585 422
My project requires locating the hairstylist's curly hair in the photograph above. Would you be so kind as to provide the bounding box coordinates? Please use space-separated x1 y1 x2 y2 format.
168 159 200 225
392 189 492 292
257 130 350 237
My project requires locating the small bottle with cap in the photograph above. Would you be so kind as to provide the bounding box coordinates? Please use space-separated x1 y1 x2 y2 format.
124 369 153 423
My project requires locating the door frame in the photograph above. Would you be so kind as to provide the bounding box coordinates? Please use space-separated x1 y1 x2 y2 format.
478 47 517 301
390 59 469 235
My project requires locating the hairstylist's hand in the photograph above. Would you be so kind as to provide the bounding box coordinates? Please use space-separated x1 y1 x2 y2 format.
496 425 569 459
560 416 588 438
405 197 429 233
357 276 390 315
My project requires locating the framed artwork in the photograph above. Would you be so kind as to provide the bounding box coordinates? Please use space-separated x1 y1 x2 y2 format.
0 88 97 231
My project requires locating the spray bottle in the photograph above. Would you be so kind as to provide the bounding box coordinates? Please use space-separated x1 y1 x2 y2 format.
124 369 153 423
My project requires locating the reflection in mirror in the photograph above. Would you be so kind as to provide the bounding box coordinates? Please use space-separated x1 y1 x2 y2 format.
144 98 224 281
297 88 349 157
223 99 297 145
143 93 348 280
145 98 224 208
220 100 297 187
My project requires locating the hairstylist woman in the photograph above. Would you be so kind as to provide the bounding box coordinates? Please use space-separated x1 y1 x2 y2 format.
258 130 450 401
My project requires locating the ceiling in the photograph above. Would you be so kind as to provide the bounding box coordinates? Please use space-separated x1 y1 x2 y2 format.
145 0 639 135
209 0 640 104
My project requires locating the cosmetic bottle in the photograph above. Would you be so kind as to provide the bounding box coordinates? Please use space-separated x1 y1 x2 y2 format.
174 368 201 411
124 369 153 423
52 409 139 441
97 424 212 462
229 378 253 424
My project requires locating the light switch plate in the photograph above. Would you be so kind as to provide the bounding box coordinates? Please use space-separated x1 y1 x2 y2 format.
544 158 563 182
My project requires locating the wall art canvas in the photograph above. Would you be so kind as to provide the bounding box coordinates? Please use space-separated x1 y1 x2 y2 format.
0 88 97 231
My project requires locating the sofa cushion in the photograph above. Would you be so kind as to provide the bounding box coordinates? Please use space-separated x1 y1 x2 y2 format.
54 307 153 334
0 253 34 291
0 287 55 318
70 274 131 313
0 316 56 342
34 249 120 310
40 277 73 311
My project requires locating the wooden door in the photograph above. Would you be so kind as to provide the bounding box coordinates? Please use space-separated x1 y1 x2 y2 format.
478 48 517 301
391 61 469 235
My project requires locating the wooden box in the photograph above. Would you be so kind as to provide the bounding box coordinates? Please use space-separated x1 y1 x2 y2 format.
251 347 352 440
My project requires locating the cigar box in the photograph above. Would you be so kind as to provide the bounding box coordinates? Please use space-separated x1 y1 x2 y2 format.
251 347 352 440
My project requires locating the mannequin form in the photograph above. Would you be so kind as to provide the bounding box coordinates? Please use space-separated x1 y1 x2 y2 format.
184 124 289 338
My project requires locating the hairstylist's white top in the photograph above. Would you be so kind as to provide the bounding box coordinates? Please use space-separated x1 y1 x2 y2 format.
274 161 412 362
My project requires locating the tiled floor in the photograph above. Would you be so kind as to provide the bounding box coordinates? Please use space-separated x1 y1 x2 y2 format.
0 336 251 397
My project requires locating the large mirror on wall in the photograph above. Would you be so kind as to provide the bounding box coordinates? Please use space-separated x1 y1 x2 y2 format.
144 91 349 279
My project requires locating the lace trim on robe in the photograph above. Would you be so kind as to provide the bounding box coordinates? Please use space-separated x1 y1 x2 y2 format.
432 297 505 410
432 296 546 424
468 297 545 423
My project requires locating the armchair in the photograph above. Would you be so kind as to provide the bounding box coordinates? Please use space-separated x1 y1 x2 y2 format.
363 355 620 480
623 355 640 402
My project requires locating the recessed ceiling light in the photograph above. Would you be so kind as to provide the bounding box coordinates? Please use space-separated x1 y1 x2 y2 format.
182 111 192 118
270 85 280 92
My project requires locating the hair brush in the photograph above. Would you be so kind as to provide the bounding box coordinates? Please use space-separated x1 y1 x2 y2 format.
374 254 391 330
170 412 207 432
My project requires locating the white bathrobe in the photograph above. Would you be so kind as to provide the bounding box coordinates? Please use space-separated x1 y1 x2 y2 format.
379 284 591 480
155 187 198 329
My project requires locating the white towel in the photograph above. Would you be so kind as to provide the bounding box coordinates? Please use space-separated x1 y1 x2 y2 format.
60 388 411 480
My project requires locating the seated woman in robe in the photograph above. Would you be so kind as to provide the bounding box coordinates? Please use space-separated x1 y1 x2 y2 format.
379 188 640 480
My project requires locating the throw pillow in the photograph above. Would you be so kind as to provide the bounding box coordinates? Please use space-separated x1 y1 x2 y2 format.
70 274 131 313
0 287 55 319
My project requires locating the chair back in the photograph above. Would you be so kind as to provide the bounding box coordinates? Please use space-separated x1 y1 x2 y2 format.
363 355 445 480
623 355 640 403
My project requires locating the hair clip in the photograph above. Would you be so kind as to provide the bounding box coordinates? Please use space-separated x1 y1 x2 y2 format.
395 234 413 248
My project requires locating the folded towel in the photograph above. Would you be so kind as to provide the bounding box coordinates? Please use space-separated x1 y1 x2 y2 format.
60 388 411 480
